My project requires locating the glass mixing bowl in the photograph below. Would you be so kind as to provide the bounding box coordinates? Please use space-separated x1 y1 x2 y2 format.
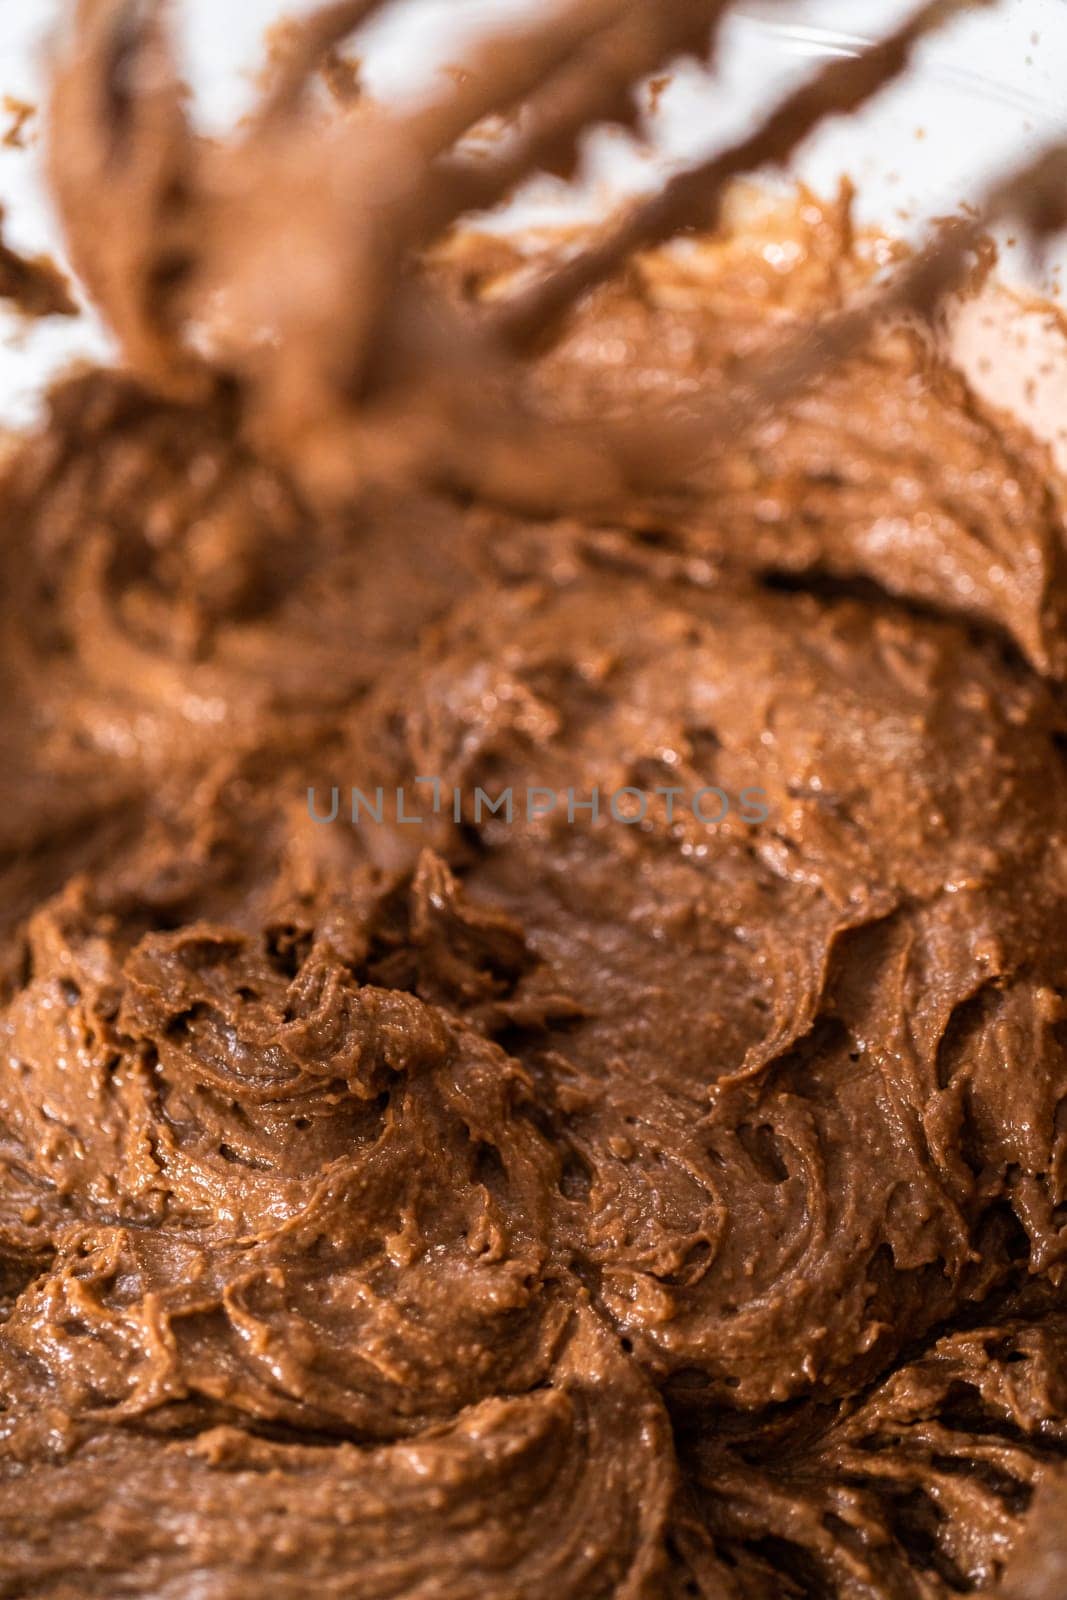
0 0 1064 429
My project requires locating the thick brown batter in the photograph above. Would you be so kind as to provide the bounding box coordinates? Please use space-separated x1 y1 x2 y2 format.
3 0 1067 1585
0 211 75 320
2 183 1067 1597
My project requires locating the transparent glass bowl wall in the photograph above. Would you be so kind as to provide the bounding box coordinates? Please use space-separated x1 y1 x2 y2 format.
0 0 1063 426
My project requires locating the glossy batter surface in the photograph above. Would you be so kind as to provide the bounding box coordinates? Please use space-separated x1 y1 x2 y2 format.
2 198 1067 1598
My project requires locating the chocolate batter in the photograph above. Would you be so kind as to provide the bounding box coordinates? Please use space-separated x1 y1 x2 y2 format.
3 4 1067 1598
0 210 75 320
